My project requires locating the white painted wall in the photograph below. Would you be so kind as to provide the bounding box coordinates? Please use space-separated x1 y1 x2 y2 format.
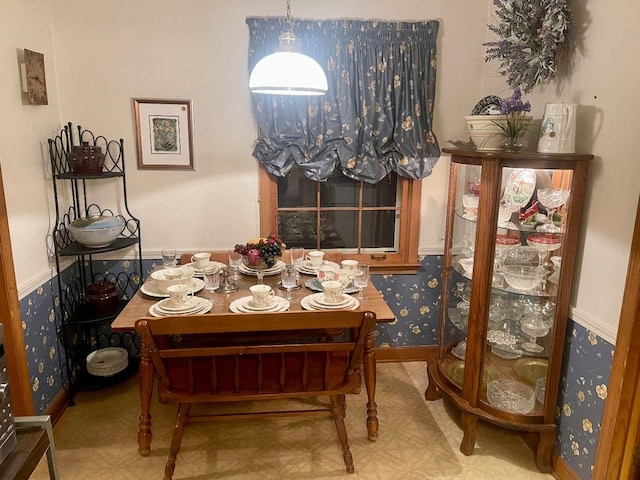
0 0 636 341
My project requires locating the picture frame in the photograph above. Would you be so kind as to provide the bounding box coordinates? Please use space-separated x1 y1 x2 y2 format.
133 98 194 170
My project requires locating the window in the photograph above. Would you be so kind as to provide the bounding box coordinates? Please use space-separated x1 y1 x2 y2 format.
260 165 421 273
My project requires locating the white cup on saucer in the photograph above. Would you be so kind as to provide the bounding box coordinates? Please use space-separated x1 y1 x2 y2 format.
249 284 275 307
321 280 343 303
166 284 194 308
191 252 211 269
341 259 358 274
306 250 324 268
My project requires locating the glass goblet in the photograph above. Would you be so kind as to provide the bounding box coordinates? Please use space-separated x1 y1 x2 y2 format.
228 249 242 280
353 264 370 300
537 188 570 230
526 234 561 268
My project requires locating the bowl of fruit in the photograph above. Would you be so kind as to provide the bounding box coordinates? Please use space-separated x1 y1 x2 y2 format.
234 234 286 280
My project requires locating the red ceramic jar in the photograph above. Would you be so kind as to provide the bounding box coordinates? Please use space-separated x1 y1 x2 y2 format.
69 142 105 175
86 281 119 315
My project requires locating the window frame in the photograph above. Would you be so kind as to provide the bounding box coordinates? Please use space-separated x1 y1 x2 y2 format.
259 165 421 274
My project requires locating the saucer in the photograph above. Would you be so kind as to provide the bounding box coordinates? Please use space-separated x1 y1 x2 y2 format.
183 261 226 275
157 297 199 312
301 293 359 311
244 298 279 311
298 260 340 275
238 260 285 276
149 297 213 317
140 278 205 298
312 293 352 307
229 296 290 313
304 278 359 294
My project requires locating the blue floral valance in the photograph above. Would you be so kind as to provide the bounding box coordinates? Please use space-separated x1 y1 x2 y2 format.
246 18 441 184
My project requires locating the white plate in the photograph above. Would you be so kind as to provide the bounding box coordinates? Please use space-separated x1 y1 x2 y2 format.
140 278 205 298
236 295 280 311
502 169 536 209
309 292 352 307
86 347 129 377
298 260 340 275
301 294 359 311
239 260 285 276
156 297 201 313
182 261 226 274
229 296 290 313
304 278 359 294
149 297 213 317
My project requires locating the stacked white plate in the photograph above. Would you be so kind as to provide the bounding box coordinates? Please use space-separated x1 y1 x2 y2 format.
300 293 360 311
181 261 227 276
86 347 129 377
297 260 340 276
148 297 213 317
140 278 205 298
229 295 290 313
238 260 285 277
304 277 359 294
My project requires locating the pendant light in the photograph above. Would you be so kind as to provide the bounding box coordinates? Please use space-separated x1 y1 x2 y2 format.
249 0 327 96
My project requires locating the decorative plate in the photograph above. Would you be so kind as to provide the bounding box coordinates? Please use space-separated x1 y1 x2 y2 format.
470 95 502 115
502 169 536 209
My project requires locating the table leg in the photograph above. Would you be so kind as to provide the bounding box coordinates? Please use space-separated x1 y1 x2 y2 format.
363 331 378 441
138 342 153 456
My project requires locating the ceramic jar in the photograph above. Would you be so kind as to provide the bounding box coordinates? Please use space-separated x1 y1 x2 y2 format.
85 281 119 315
69 142 105 174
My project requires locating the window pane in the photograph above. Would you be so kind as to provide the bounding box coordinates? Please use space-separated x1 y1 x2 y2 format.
319 210 357 249
363 172 398 207
362 210 397 249
320 173 358 207
277 211 317 249
277 168 316 208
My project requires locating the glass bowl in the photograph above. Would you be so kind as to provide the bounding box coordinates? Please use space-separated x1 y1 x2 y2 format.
458 257 474 274
501 265 546 292
495 234 521 251
487 379 535 414
537 188 570 210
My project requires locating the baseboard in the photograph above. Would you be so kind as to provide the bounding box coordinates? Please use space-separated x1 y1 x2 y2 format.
43 386 69 426
376 345 434 362
552 452 580 480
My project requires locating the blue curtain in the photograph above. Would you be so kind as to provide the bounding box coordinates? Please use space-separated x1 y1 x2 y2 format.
247 18 441 184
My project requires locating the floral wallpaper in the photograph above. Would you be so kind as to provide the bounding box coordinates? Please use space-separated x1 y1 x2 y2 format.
18 255 612 479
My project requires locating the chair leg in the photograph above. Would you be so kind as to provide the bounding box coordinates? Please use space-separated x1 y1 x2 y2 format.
330 395 355 473
164 403 191 480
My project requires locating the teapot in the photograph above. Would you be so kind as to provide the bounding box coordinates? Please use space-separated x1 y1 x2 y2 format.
537 103 577 154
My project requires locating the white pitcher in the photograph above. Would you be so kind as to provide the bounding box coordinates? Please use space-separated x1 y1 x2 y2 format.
537 103 577 154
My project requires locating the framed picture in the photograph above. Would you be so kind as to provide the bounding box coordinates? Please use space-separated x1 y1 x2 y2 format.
133 98 194 170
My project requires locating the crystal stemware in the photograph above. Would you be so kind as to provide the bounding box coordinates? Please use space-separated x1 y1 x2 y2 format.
536 188 570 232
289 247 304 281
526 233 561 268
520 314 551 353
228 248 242 280
353 264 370 300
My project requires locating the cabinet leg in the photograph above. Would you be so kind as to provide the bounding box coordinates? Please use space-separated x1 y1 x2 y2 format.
459 412 477 455
425 363 440 401
536 429 554 473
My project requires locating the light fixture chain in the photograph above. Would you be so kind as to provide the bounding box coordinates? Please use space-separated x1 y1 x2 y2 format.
285 0 293 30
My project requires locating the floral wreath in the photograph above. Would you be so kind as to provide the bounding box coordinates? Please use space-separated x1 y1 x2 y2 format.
484 0 572 93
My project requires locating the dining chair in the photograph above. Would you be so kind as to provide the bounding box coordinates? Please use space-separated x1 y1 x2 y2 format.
135 310 377 480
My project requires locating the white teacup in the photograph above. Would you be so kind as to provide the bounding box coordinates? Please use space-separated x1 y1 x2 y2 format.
321 280 343 303
191 252 211 269
317 265 339 283
249 284 275 307
166 284 194 308
341 259 358 273
306 250 325 268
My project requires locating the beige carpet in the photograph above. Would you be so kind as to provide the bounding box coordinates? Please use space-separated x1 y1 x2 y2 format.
30 362 554 479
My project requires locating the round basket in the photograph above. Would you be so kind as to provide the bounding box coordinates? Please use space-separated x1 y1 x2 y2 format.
86 347 129 377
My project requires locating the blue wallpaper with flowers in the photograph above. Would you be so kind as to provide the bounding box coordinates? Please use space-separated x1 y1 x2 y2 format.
18 255 612 478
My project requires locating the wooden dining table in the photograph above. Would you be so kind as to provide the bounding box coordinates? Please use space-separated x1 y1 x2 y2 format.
111 266 395 456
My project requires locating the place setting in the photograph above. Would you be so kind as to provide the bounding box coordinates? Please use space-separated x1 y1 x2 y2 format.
301 280 360 311
141 267 205 298
229 284 290 313
182 252 227 277
148 284 213 317
297 250 340 275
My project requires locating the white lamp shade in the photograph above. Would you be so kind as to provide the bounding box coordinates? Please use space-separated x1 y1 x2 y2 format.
249 51 328 96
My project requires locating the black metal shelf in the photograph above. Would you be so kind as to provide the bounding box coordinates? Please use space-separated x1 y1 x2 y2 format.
58 237 139 257
49 122 143 404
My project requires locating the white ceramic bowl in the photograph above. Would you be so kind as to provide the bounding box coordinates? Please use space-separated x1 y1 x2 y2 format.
150 267 195 293
68 216 125 248
501 265 546 292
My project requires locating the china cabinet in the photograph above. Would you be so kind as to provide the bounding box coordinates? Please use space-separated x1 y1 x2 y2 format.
48 123 143 403
425 148 592 472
